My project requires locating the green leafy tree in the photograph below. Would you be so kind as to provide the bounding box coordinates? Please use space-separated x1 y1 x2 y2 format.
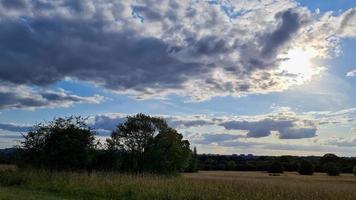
107 113 191 174
324 162 340 176
186 147 199 172
107 113 167 172
320 153 339 165
145 128 191 174
298 160 314 175
20 117 96 170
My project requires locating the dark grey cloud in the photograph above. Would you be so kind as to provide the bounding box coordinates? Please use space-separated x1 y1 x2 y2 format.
261 9 308 57
220 118 317 139
167 118 213 128
1 0 26 10
0 0 321 101
0 123 32 132
278 127 316 139
0 17 205 95
92 115 125 131
90 112 318 140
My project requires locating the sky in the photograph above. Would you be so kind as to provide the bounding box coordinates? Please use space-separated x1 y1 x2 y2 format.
0 0 356 156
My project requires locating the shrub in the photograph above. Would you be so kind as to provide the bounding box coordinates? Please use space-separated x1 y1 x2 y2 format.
323 162 340 176
298 160 314 175
268 161 283 174
353 166 356 176
20 116 96 171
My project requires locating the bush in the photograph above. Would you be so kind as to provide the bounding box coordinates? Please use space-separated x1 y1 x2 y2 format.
353 166 356 176
323 162 340 176
298 160 314 175
268 161 283 174
19 116 96 170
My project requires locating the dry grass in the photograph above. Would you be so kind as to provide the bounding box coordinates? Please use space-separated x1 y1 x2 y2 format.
0 168 355 200
0 165 16 171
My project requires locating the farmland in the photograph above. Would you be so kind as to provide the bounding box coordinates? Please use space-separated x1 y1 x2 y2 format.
0 166 355 200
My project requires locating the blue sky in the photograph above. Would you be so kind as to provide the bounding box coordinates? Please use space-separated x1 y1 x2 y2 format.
0 0 356 156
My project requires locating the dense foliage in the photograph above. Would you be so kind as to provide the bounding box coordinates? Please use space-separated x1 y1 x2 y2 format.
323 162 340 176
268 161 283 174
298 159 314 175
19 117 96 170
196 154 356 174
16 114 196 174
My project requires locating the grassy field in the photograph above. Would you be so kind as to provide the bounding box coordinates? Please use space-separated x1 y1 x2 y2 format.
0 166 355 200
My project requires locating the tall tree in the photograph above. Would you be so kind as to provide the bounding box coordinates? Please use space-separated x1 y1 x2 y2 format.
145 128 191 173
107 113 167 172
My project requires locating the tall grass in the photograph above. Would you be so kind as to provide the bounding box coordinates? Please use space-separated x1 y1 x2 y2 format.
0 169 355 200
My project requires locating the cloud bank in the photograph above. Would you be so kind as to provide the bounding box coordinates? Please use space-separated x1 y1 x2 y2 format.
0 0 355 102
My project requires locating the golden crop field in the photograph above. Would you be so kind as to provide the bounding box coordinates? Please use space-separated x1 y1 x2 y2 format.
0 168 355 200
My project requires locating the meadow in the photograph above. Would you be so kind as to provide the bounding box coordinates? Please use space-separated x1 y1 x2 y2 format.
0 165 355 200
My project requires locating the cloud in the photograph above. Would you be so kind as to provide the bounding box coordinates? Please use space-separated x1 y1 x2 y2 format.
193 133 242 145
89 108 318 140
0 123 32 132
346 70 356 77
337 8 356 38
220 118 317 139
325 137 356 147
309 108 356 125
0 0 353 101
1 0 26 10
92 113 126 132
0 83 103 110
260 9 309 58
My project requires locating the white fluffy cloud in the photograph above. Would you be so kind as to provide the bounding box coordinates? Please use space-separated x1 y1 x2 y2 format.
0 0 354 101
346 70 356 77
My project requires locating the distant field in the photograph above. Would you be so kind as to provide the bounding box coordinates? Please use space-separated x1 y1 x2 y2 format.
0 167 355 200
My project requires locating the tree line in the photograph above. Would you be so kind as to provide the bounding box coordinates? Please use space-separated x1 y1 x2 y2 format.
0 114 355 176
198 153 356 176
15 114 198 174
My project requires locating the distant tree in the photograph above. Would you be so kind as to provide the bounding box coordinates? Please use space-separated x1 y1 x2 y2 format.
298 160 314 175
320 153 339 165
145 128 191 174
324 162 340 176
353 166 356 176
186 147 199 172
204 158 216 170
20 117 96 170
226 160 237 171
107 113 167 172
268 161 283 174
